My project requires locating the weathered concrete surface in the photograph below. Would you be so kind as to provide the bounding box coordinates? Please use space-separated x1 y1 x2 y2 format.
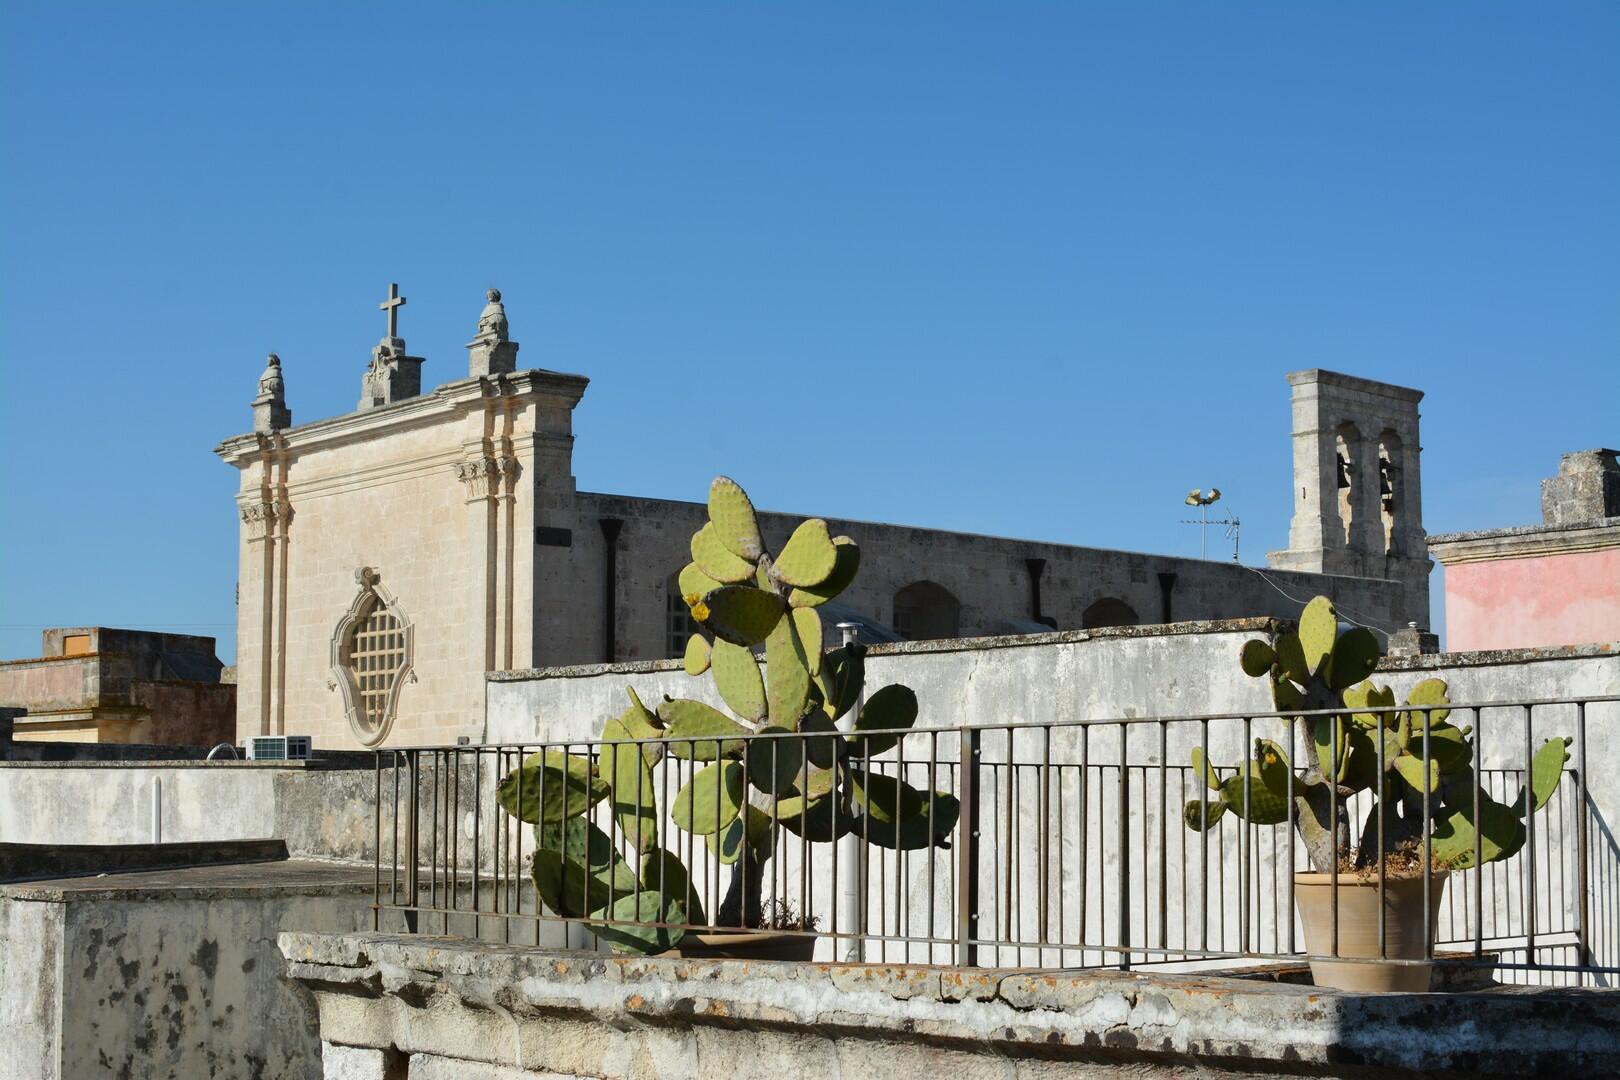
0 761 382 863
0 860 394 1080
283 931 1620 1078
0 838 288 882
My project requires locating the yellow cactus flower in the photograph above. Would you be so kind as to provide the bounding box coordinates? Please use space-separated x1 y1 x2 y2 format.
691 601 711 622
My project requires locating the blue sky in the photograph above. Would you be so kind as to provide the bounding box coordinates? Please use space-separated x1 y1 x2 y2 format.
2 2 1616 663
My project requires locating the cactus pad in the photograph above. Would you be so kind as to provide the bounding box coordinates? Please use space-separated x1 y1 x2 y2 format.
711 639 766 723
1240 639 1275 678
696 585 785 647
708 476 763 561
773 518 838 587
849 683 918 757
683 634 711 677
691 523 756 584
658 699 749 759
765 610 812 725
673 760 745 835
789 537 861 608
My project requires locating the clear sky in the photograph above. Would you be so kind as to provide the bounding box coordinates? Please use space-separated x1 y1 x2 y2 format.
2 2 1615 663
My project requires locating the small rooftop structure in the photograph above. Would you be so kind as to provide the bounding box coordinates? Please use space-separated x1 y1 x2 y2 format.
0 627 235 744
1429 449 1620 652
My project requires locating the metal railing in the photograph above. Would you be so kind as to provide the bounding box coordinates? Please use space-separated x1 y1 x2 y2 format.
372 695 1620 985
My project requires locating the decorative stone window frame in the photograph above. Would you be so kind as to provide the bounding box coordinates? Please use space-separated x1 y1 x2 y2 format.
330 567 415 746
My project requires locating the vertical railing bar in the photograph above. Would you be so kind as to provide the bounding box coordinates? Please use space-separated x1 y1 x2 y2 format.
863 734 874 958
1421 708 1432 962
1117 722 1130 970
928 730 938 955
452 749 462 934
799 731 809 938
472 748 482 934
407 749 420 934
1040 726 1051 949
713 737 723 930
1157 721 1167 953
1377 712 1387 960
1331 714 1341 959
1057 755 1066 954
1080 724 1090 958
957 726 980 967
1473 710 1483 958
1524 705 1538 966
391 750 400 912
1002 730 1014 958
429 750 440 929
529 744 541 946
373 751 382 931
894 736 906 962
1285 715 1296 955
1198 718 1208 953
1241 715 1251 956
1577 701 1591 972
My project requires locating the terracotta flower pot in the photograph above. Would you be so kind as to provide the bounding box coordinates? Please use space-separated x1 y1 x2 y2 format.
1293 871 1448 992
660 931 817 962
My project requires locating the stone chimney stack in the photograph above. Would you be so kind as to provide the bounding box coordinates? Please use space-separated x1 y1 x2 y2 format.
1541 449 1620 525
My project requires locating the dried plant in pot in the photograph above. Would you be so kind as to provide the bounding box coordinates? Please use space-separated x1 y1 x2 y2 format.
1184 596 1570 992
495 476 958 960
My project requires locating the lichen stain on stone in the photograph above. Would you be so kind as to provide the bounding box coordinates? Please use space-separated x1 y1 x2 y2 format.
192 938 219 979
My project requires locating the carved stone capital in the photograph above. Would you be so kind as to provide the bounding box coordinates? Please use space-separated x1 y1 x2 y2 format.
240 498 293 533
453 456 499 498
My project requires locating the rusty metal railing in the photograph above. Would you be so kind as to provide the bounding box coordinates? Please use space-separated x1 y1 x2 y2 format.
372 694 1620 985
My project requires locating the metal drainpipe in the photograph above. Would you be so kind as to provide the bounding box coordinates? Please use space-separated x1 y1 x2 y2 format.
1024 557 1056 628
598 519 624 663
1157 572 1178 624
151 775 162 844
835 622 866 962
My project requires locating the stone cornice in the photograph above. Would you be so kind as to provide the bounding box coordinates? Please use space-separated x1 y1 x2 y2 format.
215 369 589 467
1285 368 1424 403
1427 518 1620 565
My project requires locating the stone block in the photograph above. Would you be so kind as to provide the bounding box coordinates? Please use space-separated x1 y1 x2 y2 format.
1542 449 1620 524
322 1042 401 1080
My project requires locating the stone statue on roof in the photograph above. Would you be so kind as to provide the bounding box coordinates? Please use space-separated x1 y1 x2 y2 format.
473 288 509 345
466 288 519 378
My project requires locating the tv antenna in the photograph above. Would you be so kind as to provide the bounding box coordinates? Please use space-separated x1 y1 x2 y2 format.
1182 488 1241 562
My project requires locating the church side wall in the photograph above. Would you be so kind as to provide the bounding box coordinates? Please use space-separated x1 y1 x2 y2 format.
226 387 554 751
560 492 1420 666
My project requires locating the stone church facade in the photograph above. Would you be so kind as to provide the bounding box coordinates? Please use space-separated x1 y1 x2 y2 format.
217 287 1431 749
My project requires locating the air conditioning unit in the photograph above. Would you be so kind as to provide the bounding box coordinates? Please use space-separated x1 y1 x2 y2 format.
245 735 312 761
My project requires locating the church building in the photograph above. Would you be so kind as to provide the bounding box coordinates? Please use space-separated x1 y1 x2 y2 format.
216 287 1432 749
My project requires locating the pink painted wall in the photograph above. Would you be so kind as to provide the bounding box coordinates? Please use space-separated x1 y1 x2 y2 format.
1445 548 1620 652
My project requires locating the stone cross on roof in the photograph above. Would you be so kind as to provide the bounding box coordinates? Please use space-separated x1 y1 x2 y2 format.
379 283 407 340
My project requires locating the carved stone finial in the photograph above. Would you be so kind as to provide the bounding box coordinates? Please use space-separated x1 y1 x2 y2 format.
359 284 425 411
252 353 292 432
467 287 519 378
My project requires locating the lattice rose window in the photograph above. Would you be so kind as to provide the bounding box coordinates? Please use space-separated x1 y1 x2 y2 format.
331 568 414 745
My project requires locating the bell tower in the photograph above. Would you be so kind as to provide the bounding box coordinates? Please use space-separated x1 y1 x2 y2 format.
1268 370 1430 609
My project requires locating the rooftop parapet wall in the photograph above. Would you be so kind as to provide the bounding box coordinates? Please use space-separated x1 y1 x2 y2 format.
281 931 1620 1078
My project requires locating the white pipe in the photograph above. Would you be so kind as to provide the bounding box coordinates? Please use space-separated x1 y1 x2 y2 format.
836 624 865 963
151 775 162 844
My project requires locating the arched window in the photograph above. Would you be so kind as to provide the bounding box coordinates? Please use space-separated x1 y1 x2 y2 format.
331 568 413 746
892 581 961 641
667 574 699 658
1378 431 1403 555
1334 423 1361 547
1081 597 1139 629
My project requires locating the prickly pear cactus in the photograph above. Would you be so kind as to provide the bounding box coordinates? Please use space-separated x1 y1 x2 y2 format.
662 476 958 929
496 476 958 953
1185 595 1571 875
